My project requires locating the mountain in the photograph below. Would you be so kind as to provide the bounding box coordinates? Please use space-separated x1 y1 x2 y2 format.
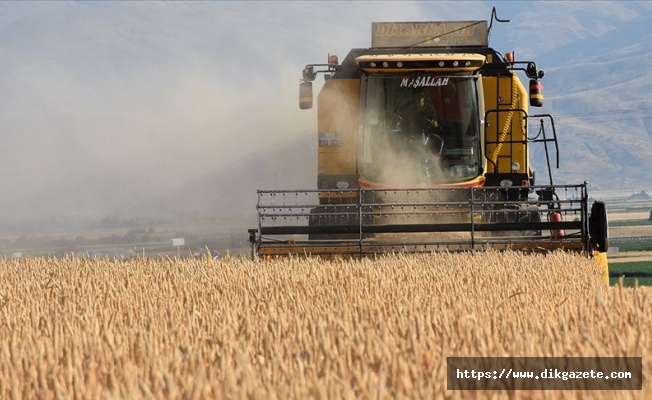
534 9 652 190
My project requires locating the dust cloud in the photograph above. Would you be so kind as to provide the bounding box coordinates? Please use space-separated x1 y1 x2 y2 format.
362 130 449 187
0 2 492 246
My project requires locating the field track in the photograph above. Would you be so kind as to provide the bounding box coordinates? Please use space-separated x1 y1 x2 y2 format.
0 252 649 399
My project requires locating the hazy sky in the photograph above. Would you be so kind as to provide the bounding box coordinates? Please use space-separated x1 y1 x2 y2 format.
0 1 650 225
0 1 493 222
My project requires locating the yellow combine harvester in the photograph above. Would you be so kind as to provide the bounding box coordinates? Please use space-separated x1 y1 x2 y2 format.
248 9 609 281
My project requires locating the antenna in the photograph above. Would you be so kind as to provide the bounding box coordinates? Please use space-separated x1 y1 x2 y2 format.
487 7 510 43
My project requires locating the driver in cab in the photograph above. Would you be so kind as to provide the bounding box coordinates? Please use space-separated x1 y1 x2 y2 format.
399 89 439 136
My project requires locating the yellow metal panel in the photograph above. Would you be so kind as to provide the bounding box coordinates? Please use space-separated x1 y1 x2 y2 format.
356 53 486 73
318 152 357 174
259 246 361 260
482 75 529 174
317 79 360 177
497 158 512 174
356 53 486 62
593 251 609 287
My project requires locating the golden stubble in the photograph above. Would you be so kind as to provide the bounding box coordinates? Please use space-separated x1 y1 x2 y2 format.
0 251 648 399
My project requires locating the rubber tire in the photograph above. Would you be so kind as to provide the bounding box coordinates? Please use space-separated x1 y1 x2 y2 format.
589 201 609 252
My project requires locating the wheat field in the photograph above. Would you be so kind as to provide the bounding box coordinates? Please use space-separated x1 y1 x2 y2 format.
0 251 648 399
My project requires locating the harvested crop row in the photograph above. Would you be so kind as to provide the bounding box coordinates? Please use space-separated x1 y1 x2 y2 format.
0 251 648 399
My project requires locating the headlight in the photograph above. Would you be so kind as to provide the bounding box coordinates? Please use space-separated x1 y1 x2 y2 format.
511 162 520 172
500 179 513 188
336 180 350 189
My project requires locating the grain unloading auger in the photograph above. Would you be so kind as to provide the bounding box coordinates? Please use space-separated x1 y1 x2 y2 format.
247 9 609 282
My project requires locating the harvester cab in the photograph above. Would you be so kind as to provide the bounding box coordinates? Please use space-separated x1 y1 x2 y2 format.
248 9 609 283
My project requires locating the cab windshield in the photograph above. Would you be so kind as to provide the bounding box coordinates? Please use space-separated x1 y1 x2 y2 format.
360 74 482 186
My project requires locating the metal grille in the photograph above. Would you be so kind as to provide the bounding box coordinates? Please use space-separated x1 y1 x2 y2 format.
250 184 590 258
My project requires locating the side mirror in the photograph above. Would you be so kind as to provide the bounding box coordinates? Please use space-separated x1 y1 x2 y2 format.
299 81 313 110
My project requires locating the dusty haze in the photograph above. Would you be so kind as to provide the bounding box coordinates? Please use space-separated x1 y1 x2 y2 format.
1 1 650 244
0 1 455 232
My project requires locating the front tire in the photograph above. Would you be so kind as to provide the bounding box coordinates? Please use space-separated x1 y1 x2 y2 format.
589 201 609 252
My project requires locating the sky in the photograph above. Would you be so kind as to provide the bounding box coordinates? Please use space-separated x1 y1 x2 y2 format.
0 1 650 228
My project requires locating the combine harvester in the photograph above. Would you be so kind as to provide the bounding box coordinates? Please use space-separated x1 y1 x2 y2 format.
248 9 609 282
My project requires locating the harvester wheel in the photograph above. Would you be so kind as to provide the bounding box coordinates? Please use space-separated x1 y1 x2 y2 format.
589 201 609 252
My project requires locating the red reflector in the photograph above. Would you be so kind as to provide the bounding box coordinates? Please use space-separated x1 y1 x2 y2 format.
530 81 542 90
